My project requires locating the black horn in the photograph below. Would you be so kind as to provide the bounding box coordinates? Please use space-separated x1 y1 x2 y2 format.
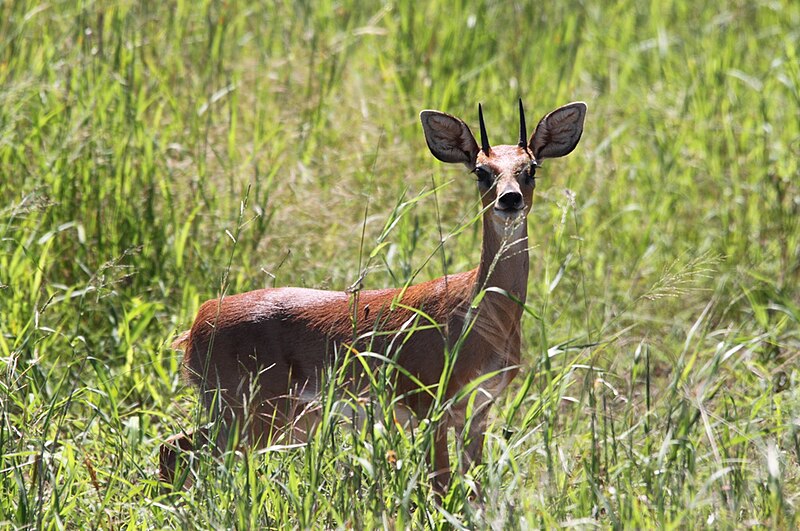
478 103 490 154
518 98 527 148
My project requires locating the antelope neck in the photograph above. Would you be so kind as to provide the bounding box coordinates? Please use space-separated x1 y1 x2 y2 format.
475 212 529 310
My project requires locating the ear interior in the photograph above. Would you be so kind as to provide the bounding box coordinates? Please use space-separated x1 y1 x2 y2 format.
529 102 587 160
420 111 479 168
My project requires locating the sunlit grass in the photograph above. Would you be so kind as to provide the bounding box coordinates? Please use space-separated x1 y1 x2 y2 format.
1 0 798 527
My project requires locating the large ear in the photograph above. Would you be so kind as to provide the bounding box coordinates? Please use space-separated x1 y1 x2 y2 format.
420 110 479 169
529 102 587 160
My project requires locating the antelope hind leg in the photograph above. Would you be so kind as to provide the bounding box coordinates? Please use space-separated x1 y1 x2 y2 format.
159 427 213 488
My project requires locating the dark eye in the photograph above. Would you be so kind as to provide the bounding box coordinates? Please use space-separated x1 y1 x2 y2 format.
473 166 493 186
524 164 537 185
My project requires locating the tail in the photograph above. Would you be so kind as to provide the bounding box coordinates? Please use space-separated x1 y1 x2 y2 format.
171 330 191 350
171 329 198 385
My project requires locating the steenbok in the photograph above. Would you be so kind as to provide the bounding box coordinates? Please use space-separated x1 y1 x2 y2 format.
161 99 586 494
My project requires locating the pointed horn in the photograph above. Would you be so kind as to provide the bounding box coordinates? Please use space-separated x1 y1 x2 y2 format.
478 103 490 154
518 98 527 148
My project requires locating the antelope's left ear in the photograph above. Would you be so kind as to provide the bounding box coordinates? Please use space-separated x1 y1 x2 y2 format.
529 102 587 160
420 110 480 169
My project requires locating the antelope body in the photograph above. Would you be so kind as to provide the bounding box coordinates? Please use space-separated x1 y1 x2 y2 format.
161 100 586 493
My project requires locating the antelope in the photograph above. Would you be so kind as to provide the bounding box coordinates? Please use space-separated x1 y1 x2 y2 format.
160 99 586 494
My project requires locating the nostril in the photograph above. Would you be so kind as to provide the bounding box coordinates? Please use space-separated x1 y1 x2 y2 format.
497 192 523 210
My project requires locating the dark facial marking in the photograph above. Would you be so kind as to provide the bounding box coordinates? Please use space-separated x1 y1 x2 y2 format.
473 165 494 187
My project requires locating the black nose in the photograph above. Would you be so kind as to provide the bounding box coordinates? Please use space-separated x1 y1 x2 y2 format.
497 191 523 210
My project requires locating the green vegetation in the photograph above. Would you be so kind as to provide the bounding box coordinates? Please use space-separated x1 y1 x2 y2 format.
1 0 798 527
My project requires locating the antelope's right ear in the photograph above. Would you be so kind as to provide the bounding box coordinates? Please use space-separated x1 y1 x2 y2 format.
420 111 479 169
529 102 587 161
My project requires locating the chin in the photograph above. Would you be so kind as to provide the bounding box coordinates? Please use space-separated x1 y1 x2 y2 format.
491 211 526 236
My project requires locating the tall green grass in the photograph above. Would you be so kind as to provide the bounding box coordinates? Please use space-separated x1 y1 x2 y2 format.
1 0 798 527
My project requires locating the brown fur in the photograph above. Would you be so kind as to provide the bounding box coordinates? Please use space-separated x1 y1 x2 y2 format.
161 101 586 495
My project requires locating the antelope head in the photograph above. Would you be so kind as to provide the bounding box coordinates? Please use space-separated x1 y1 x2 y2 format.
420 99 586 234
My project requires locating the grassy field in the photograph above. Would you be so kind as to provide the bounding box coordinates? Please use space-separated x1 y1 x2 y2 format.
1 0 799 528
